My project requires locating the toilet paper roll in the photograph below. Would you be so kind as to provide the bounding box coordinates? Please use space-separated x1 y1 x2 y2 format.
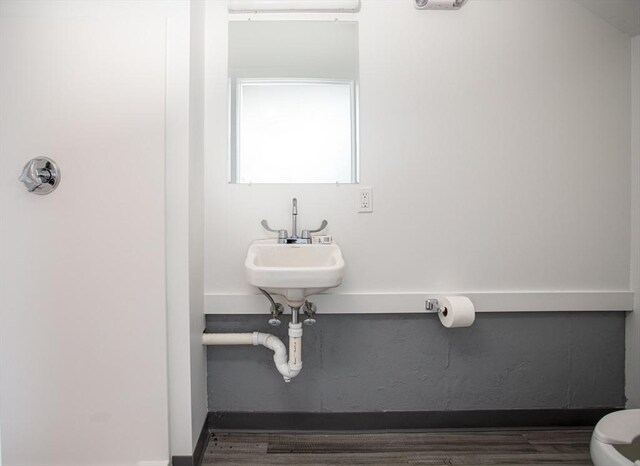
437 296 475 328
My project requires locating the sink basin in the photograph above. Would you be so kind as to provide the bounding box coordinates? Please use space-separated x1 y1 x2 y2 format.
245 239 345 307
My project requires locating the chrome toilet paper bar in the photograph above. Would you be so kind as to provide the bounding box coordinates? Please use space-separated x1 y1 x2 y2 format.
425 298 441 313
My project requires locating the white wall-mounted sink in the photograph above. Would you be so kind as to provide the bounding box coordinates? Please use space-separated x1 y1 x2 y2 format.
244 239 345 307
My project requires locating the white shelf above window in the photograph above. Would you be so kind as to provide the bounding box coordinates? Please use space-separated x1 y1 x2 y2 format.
229 0 361 13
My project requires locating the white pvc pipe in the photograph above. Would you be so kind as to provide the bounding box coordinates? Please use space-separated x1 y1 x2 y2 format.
202 333 253 345
203 324 303 382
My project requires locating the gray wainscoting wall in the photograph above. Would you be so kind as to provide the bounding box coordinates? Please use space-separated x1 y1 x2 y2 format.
206 312 625 412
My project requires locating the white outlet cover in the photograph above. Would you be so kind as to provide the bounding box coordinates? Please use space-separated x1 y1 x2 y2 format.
359 187 373 213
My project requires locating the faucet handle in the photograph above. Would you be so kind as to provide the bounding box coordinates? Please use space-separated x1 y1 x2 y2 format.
302 220 328 239
261 220 287 241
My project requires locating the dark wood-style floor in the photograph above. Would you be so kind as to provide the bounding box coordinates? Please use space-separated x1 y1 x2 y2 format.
203 429 594 465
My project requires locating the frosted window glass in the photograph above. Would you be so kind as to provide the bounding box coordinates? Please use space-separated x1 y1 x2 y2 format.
236 80 355 184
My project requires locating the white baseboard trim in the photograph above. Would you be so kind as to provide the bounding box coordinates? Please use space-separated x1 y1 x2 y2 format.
204 291 634 314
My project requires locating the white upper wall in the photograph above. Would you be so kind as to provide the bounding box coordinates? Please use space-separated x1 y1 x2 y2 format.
574 0 640 37
204 0 632 297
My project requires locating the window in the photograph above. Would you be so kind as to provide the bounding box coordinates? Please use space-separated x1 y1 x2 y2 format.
235 79 357 183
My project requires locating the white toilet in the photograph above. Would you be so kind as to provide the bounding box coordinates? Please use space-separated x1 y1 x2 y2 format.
591 409 640 466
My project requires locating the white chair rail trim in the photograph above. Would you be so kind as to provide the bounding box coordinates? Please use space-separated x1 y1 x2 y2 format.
204 291 634 314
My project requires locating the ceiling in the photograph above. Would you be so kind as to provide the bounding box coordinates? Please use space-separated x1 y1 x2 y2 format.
574 0 640 37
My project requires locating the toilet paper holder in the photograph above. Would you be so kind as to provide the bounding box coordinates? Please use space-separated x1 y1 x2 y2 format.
425 298 447 315
426 296 476 328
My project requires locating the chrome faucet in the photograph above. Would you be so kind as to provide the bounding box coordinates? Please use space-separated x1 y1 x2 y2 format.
291 198 298 240
261 198 328 244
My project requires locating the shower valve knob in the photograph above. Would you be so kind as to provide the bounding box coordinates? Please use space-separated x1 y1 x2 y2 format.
19 157 60 195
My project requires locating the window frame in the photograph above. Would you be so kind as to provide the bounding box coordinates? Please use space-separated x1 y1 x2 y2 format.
228 77 359 184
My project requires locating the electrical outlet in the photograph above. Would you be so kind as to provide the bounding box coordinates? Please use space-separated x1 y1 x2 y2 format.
359 187 373 213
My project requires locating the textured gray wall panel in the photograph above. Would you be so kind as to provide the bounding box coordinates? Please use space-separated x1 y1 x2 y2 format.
206 312 625 412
